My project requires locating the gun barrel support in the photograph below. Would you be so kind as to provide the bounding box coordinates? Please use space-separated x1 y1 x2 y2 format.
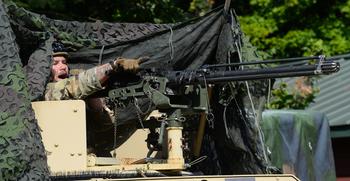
164 109 185 166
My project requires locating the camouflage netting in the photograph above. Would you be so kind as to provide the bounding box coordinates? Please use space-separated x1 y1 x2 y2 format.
1 0 270 178
0 0 50 180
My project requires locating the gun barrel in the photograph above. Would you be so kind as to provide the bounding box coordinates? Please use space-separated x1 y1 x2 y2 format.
204 70 318 83
204 55 320 68
166 61 339 85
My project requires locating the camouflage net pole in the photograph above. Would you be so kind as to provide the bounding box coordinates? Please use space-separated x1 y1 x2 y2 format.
0 0 50 180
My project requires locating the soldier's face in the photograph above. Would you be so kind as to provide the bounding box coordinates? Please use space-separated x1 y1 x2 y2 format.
51 56 69 82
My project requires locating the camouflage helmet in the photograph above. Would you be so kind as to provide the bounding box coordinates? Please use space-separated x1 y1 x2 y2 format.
52 41 69 58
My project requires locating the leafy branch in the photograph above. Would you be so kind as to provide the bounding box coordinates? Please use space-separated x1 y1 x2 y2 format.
267 77 319 109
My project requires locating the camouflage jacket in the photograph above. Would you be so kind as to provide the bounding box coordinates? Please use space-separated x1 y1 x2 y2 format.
44 68 103 100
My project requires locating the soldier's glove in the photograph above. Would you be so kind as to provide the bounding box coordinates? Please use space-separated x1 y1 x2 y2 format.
111 57 149 72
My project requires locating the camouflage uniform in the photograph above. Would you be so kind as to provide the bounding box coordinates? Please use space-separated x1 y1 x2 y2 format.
45 67 103 101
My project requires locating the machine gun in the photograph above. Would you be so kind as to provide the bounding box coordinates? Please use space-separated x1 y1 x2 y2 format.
110 55 340 106
105 55 340 171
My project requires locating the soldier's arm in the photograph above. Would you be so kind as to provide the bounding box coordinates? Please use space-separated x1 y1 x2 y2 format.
44 66 104 101
44 57 145 100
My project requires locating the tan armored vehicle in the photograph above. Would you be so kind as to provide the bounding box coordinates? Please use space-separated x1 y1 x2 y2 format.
32 100 300 181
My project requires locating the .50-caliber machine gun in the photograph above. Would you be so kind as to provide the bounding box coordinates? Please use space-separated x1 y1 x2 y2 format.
106 55 340 172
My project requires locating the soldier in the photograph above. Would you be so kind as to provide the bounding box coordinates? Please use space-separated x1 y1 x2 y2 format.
45 41 147 156
45 41 145 100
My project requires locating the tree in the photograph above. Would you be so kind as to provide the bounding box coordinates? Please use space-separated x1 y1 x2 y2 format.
12 0 188 23
238 0 350 59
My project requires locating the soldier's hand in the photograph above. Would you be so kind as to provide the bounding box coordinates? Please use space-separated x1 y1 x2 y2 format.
113 56 149 72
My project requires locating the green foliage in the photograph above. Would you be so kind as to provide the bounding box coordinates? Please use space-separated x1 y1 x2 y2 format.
110 0 187 23
239 0 350 58
13 0 188 23
12 0 216 23
189 0 213 16
267 78 319 109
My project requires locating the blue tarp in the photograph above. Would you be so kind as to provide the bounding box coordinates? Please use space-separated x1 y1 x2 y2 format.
262 110 336 181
